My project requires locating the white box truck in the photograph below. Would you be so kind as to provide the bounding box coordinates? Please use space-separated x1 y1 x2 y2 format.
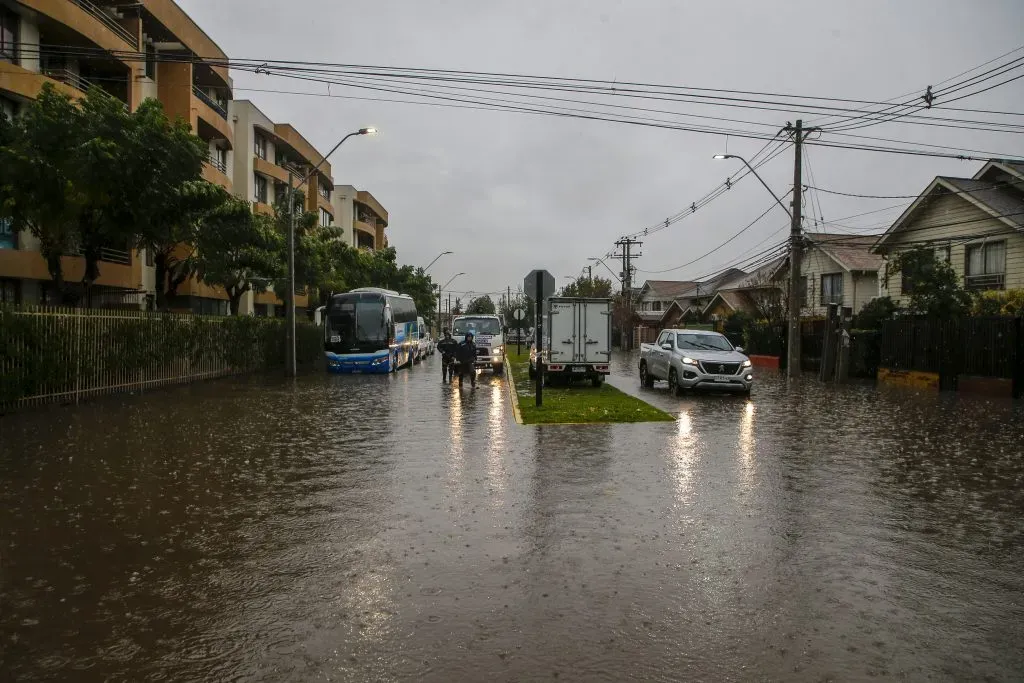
536 297 612 387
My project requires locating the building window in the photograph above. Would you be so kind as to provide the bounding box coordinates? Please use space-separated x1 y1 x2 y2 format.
0 95 15 121
650 301 662 312
145 248 154 267
1 8 18 65
319 184 330 201
820 273 843 305
145 43 157 80
0 278 19 304
254 174 268 204
319 208 332 227
191 297 229 316
254 134 267 160
0 217 14 249
965 241 1006 291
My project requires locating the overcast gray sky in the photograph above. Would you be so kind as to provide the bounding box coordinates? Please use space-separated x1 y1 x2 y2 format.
180 0 1023 301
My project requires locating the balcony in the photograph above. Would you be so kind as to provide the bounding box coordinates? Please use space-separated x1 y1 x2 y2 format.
43 68 128 109
192 85 227 120
71 0 137 46
207 152 227 174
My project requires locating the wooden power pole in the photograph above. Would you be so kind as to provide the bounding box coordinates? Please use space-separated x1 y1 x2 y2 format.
787 119 805 380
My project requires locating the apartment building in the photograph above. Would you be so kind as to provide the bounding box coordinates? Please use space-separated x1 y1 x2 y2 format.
229 99 339 316
332 185 389 250
0 0 233 308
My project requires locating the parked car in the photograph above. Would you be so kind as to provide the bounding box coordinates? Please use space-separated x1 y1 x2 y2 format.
638 329 753 395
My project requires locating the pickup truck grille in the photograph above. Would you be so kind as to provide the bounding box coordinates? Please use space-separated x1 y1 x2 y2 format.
698 361 741 375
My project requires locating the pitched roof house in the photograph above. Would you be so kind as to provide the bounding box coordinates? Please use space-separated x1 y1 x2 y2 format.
799 233 883 317
873 159 1024 302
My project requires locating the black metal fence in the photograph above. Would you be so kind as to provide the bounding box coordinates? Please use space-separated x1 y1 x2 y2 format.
879 316 1023 393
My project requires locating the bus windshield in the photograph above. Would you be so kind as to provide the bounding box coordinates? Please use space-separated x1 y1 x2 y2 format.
453 317 501 336
326 294 387 350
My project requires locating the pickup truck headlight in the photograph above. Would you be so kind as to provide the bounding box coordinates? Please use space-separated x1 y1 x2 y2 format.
742 359 752 368
681 357 698 366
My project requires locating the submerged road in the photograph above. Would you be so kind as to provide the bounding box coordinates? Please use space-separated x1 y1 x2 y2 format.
2 352 1023 681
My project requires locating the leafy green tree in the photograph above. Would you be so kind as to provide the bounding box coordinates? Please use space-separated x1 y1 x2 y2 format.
885 249 971 317
560 275 614 298
466 294 497 314
852 296 899 330
193 199 282 315
0 85 86 302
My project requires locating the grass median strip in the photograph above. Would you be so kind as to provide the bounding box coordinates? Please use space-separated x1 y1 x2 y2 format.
506 350 673 425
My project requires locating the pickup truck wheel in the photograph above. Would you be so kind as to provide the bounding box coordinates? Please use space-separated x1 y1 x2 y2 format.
668 368 684 396
639 362 655 388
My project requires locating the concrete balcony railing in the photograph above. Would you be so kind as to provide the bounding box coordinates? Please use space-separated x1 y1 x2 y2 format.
192 85 227 120
44 68 128 110
70 0 137 47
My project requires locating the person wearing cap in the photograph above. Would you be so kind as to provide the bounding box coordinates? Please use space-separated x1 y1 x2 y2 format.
455 331 477 388
437 329 459 382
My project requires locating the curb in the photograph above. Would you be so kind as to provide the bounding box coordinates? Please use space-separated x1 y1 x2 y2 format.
505 362 524 425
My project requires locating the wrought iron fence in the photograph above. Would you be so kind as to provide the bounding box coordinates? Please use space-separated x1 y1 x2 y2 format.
0 306 323 413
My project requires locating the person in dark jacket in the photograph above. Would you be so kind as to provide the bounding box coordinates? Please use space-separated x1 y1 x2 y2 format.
455 331 477 388
436 330 459 382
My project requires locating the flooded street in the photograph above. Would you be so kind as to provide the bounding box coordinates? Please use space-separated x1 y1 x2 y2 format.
2 352 1024 681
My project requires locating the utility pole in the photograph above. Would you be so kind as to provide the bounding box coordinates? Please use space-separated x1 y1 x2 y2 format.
786 119 805 380
286 170 297 378
614 237 642 350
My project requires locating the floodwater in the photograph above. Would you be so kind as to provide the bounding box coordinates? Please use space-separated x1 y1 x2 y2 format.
2 352 1023 681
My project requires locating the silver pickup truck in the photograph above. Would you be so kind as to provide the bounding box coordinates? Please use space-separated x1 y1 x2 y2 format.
639 328 753 395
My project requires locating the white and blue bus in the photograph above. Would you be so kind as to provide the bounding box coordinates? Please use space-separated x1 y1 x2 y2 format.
323 288 419 374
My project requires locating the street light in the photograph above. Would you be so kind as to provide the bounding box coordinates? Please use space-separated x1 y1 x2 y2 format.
423 250 453 274
438 272 465 332
588 257 622 283
284 126 377 377
713 154 792 219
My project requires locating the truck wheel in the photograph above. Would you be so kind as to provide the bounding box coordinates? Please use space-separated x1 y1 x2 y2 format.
591 375 604 388
494 363 504 376
639 362 655 388
668 368 684 396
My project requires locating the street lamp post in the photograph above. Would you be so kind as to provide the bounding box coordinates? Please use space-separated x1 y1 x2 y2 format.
713 154 792 219
438 272 465 331
588 257 622 283
423 250 453 274
285 127 376 377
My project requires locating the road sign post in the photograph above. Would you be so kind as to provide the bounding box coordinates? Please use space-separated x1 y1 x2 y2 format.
535 270 543 407
511 307 525 355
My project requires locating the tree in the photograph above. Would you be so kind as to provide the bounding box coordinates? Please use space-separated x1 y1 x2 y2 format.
193 199 282 315
560 275 614 298
466 295 496 314
852 296 899 329
745 269 789 324
0 85 86 302
885 248 971 317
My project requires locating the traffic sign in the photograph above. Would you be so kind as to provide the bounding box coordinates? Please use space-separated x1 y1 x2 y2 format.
511 308 526 321
523 269 555 302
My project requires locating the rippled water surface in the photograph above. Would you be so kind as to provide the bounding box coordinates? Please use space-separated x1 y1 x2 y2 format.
2 352 1023 681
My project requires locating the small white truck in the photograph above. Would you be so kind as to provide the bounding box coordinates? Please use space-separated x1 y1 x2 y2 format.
531 297 612 387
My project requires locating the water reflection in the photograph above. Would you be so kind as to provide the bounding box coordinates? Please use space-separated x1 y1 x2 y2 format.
738 401 756 491
669 409 699 506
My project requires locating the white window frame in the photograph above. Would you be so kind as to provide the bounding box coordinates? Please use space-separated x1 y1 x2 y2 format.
254 174 268 204
820 272 843 306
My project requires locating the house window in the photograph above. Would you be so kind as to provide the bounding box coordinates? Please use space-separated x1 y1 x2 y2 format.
319 184 330 201
1 8 18 65
145 43 157 80
0 278 19 304
254 134 267 160
319 208 332 227
965 241 1006 290
145 248 154 267
651 301 662 312
820 273 843 306
254 174 268 204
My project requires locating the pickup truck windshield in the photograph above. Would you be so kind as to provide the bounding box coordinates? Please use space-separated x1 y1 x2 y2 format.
453 318 501 335
676 333 733 351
